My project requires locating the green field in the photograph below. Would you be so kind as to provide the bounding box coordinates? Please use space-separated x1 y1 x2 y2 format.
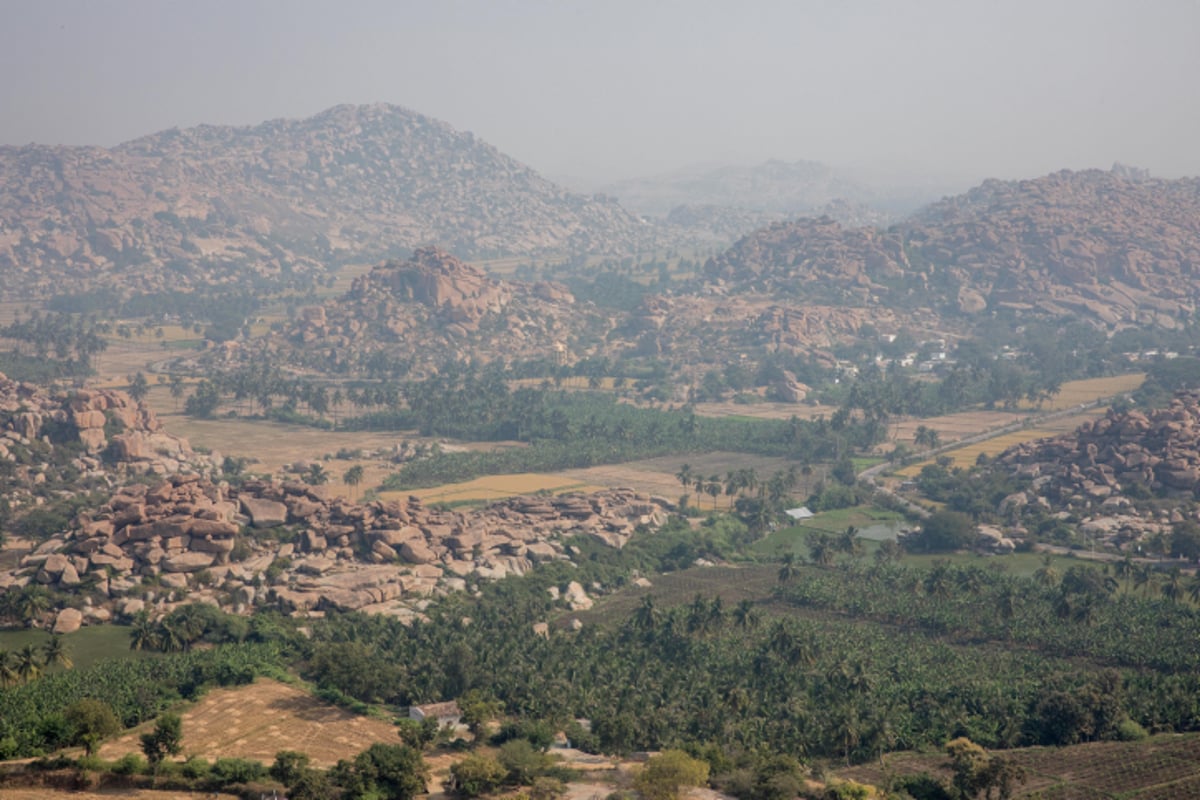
0 624 151 672
751 506 905 558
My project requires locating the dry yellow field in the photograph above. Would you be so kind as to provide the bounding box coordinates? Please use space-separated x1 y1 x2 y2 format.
895 407 1108 476
388 472 602 504
97 678 400 768
1015 372 1145 410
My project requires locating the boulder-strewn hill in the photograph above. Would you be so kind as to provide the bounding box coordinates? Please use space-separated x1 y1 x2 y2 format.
275 247 613 373
705 167 1200 328
0 104 661 299
994 390 1200 550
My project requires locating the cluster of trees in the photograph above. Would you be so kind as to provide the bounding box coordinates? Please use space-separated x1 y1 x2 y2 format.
287 530 1196 766
0 635 72 687
0 311 108 376
127 605 252 653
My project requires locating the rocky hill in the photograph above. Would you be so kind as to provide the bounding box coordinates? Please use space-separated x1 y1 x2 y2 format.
3 472 670 630
0 104 663 299
994 390 1200 550
704 167 1200 328
272 247 612 373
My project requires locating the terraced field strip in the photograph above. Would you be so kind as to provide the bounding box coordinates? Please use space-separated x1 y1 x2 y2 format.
97 678 399 767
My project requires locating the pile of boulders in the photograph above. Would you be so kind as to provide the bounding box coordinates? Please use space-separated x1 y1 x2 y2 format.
0 374 205 470
995 390 1200 547
2 472 671 624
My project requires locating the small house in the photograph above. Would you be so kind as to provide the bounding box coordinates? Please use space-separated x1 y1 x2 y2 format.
409 701 462 727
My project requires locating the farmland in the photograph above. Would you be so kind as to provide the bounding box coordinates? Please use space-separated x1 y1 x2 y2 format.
837 733 1200 799
389 472 601 505
894 407 1109 477
97 678 400 768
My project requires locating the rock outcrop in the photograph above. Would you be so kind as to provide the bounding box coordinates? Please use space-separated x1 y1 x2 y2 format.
995 390 1200 548
0 373 214 524
1 473 671 624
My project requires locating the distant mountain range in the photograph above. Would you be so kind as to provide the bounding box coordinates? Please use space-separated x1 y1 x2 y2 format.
0 104 662 298
596 159 881 216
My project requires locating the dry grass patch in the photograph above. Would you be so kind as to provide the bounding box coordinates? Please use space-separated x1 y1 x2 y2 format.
97 679 399 768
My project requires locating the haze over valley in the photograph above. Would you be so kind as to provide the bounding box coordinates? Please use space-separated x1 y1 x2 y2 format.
3 3 1200 799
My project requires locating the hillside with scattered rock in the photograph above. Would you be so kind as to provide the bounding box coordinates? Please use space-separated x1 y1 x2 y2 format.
2 470 670 630
704 167 1200 329
0 104 664 299
995 390 1200 550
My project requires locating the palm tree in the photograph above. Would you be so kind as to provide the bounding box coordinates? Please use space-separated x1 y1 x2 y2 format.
733 599 760 631
778 553 800 585
838 526 864 560
42 635 73 670
675 463 694 491
0 650 18 688
1161 568 1184 604
704 477 722 510
1034 555 1060 589
129 612 158 651
306 462 330 486
1134 564 1154 598
808 533 835 567
16 644 43 683
1188 574 1200 606
1115 555 1135 594
633 596 658 633
343 464 365 501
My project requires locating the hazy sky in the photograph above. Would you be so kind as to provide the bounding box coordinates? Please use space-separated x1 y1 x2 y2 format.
2 0 1198 186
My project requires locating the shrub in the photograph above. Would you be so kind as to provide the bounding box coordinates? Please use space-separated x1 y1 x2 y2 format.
112 752 147 775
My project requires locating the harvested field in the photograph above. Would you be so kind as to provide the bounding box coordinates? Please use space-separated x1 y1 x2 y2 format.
97 678 399 767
